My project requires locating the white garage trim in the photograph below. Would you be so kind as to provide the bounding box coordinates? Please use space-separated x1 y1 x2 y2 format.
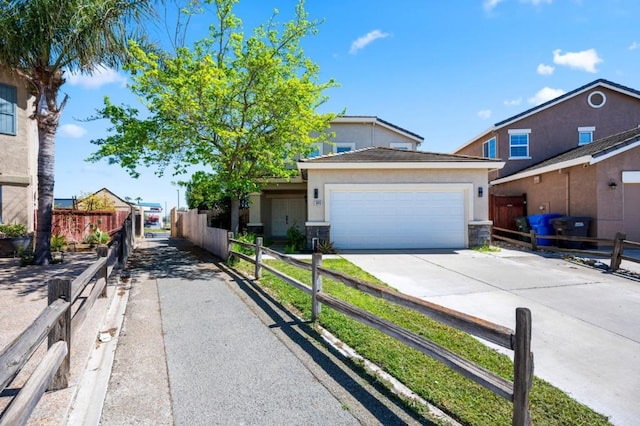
622 171 640 183
324 183 473 248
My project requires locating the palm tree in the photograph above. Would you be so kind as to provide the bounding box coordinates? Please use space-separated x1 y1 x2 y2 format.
0 0 152 264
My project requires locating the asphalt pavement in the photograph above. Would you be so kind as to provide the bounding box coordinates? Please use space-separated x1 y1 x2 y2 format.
99 237 430 425
341 247 640 426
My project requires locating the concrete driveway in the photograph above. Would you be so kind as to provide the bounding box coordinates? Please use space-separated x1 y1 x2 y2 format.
341 248 640 426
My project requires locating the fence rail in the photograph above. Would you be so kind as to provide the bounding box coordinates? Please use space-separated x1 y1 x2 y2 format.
492 226 639 271
228 233 534 425
0 215 133 424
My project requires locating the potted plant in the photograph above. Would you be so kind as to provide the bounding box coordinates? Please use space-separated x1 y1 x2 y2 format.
0 223 31 252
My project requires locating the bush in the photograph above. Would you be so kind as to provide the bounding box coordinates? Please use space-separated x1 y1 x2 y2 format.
286 224 306 252
0 223 28 238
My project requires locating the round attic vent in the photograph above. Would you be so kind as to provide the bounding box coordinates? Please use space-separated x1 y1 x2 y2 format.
587 90 606 108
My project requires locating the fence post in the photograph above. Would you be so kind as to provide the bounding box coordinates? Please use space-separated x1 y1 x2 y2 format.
512 307 533 426
97 245 109 297
529 229 538 251
311 252 323 321
47 278 71 391
255 237 263 279
609 232 626 271
227 231 235 261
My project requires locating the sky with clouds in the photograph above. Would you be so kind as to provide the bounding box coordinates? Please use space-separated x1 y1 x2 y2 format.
51 0 640 208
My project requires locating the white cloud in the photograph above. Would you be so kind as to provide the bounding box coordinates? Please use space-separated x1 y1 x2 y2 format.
58 123 87 138
483 0 505 11
525 0 553 5
66 65 127 89
528 87 565 105
537 63 555 75
552 48 602 73
477 109 492 119
504 98 522 106
629 42 639 51
349 30 390 54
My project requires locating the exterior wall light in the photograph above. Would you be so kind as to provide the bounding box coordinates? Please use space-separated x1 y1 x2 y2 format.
478 186 483 197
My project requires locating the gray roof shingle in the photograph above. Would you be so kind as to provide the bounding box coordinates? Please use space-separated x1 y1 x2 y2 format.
518 126 640 173
299 147 501 163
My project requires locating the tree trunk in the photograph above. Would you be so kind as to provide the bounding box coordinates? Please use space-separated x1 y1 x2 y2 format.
34 121 56 265
230 197 240 236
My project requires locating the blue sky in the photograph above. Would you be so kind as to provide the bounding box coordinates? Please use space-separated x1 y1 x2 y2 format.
54 0 640 210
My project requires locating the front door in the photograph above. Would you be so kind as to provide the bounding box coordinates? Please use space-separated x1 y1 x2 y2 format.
271 198 306 237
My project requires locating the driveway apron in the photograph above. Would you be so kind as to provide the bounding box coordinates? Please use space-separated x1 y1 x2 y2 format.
342 248 640 426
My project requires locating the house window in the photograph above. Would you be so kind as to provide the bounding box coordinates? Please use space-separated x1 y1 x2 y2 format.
390 142 411 150
306 142 323 158
508 129 531 159
0 84 17 135
578 126 595 145
482 137 496 158
333 142 355 153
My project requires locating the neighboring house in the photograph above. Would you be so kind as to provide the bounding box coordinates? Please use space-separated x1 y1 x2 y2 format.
83 187 135 213
455 79 640 181
454 79 640 239
0 69 37 231
491 127 640 242
247 116 504 249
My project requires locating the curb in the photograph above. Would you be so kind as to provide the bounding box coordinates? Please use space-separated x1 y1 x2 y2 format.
66 277 131 425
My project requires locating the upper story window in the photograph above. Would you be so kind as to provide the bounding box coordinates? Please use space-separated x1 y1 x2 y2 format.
390 142 412 150
334 142 355 154
482 137 496 158
0 84 17 136
578 126 595 145
306 142 323 158
508 129 531 159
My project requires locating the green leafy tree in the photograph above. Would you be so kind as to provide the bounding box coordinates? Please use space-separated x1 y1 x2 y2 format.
89 0 337 235
0 0 151 264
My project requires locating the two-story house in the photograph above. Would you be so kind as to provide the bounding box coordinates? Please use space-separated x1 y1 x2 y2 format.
0 70 37 231
247 116 504 249
454 79 640 241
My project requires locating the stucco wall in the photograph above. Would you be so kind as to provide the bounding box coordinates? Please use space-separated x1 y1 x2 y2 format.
457 86 640 179
0 71 37 229
596 147 640 239
322 121 418 153
306 168 489 223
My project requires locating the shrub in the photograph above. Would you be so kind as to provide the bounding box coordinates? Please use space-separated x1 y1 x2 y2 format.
286 224 306 252
0 223 28 238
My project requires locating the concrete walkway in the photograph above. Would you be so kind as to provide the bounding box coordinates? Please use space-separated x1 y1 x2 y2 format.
99 238 428 425
341 247 640 426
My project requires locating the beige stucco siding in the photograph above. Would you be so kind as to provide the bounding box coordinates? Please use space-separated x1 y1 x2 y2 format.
306 168 489 222
0 70 37 229
325 121 418 153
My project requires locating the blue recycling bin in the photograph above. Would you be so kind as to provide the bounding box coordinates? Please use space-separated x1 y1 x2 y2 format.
528 214 562 246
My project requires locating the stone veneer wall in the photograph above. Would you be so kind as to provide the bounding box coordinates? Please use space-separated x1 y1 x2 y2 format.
468 223 492 247
306 225 330 250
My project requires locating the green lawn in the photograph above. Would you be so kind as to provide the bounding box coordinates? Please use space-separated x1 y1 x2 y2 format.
233 257 611 425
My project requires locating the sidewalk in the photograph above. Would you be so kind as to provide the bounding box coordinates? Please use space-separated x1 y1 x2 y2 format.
99 237 427 425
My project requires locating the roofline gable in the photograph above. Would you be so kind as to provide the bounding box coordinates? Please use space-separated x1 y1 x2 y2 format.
332 116 424 144
455 79 640 153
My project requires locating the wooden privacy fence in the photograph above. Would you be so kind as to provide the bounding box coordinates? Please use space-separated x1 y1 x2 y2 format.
0 217 133 425
228 233 534 425
492 227 640 271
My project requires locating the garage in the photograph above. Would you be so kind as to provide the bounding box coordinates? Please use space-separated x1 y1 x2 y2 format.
329 187 466 249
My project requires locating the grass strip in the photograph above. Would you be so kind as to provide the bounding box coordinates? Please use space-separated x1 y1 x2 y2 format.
234 258 610 425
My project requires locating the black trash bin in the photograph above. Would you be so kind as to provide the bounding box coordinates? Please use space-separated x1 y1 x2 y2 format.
551 217 591 249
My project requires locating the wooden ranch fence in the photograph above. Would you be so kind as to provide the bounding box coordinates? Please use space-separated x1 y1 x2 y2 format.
492 227 640 271
228 233 534 426
0 217 133 425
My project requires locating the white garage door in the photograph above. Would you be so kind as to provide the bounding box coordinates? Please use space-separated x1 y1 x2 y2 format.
330 190 466 249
